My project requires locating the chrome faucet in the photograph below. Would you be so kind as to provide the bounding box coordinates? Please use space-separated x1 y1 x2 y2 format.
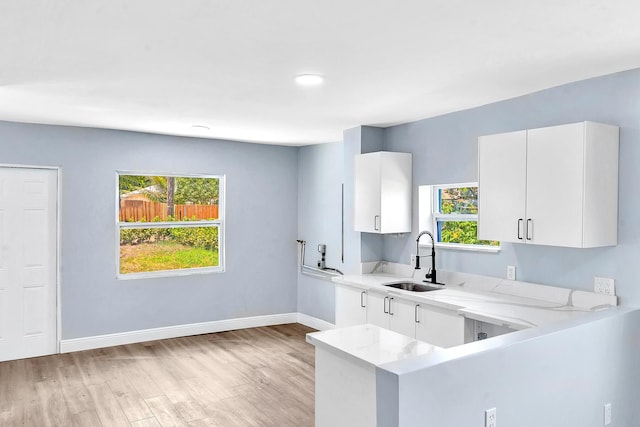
415 230 438 284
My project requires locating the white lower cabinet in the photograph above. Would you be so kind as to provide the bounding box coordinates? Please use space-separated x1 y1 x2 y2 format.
365 291 389 329
387 298 417 337
366 291 422 339
335 284 509 348
335 284 367 327
415 304 473 348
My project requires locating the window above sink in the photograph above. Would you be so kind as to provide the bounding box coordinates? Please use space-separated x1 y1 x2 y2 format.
418 182 500 252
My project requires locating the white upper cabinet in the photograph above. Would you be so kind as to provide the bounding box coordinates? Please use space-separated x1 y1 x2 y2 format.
354 151 412 234
478 121 619 248
477 130 527 243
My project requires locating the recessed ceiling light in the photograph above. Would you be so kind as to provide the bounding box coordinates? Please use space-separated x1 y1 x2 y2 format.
191 125 210 131
295 74 324 86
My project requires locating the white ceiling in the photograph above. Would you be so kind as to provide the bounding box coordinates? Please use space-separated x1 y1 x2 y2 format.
1 1 639 146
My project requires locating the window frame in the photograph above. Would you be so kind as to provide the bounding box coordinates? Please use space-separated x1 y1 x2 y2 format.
115 171 225 279
419 182 500 253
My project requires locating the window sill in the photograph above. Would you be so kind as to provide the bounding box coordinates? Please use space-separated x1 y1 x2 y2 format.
117 266 224 280
419 242 501 253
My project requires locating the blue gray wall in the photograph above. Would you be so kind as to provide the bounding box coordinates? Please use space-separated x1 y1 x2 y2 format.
0 121 299 339
297 142 343 322
296 126 387 323
383 68 640 306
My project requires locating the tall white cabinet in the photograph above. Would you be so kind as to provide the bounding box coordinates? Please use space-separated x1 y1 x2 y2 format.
354 151 412 234
478 121 619 247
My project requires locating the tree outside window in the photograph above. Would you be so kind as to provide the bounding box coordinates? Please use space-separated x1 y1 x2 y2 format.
433 184 499 248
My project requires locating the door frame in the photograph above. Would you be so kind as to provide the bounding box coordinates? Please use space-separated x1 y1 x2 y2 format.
0 163 62 355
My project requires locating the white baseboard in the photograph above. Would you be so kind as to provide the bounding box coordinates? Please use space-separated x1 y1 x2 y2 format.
60 312 298 353
59 312 336 354
297 313 335 331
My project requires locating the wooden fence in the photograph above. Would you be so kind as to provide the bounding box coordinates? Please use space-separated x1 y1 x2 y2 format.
119 200 219 222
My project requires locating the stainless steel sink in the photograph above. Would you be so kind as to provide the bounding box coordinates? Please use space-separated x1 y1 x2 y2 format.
384 282 444 292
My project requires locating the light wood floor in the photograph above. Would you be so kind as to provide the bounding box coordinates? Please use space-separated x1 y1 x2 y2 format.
0 323 316 426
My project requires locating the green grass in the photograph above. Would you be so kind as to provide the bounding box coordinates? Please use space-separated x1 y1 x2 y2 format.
120 241 219 274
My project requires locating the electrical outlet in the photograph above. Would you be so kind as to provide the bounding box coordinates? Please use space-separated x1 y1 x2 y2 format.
594 277 615 295
604 403 612 425
410 254 417 266
507 265 516 280
485 408 496 427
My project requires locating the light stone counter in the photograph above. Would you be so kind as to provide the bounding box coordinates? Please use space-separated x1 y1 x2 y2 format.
313 267 620 426
333 268 617 331
306 324 441 366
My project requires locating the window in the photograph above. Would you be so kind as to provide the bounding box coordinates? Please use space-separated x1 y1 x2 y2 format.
418 182 499 251
117 173 224 278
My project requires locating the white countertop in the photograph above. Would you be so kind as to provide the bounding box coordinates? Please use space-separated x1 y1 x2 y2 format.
306 324 442 367
333 269 617 331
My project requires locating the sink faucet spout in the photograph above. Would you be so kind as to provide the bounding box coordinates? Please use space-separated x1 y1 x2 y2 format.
415 230 437 284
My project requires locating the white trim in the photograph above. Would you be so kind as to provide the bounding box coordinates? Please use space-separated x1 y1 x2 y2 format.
119 221 220 229
0 163 61 170
56 168 62 354
60 313 298 353
297 313 335 331
117 264 224 281
60 312 335 354
419 182 501 252
433 242 501 253
115 171 226 279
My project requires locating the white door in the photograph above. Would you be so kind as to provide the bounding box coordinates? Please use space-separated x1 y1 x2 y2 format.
354 152 381 233
526 123 584 247
477 130 527 243
335 285 367 327
0 167 57 362
415 305 467 348
379 152 412 233
366 291 389 329
387 298 416 338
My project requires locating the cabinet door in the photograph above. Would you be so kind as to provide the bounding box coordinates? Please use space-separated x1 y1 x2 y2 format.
379 153 412 233
354 153 381 233
415 305 467 348
366 291 389 329
478 131 527 243
526 123 584 247
387 298 417 338
335 285 367 327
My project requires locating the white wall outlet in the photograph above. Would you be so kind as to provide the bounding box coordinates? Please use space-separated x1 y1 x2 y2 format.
594 277 616 295
507 265 516 281
604 403 612 425
410 254 417 266
485 407 497 427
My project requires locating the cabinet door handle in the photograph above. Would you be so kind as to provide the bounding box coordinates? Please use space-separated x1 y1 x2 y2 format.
389 297 394 316
415 305 420 323
526 219 533 240
374 215 380 231
517 218 524 240
360 291 366 308
383 296 389 314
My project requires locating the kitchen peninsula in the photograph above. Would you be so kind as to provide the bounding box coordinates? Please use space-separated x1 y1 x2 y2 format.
307 267 620 427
